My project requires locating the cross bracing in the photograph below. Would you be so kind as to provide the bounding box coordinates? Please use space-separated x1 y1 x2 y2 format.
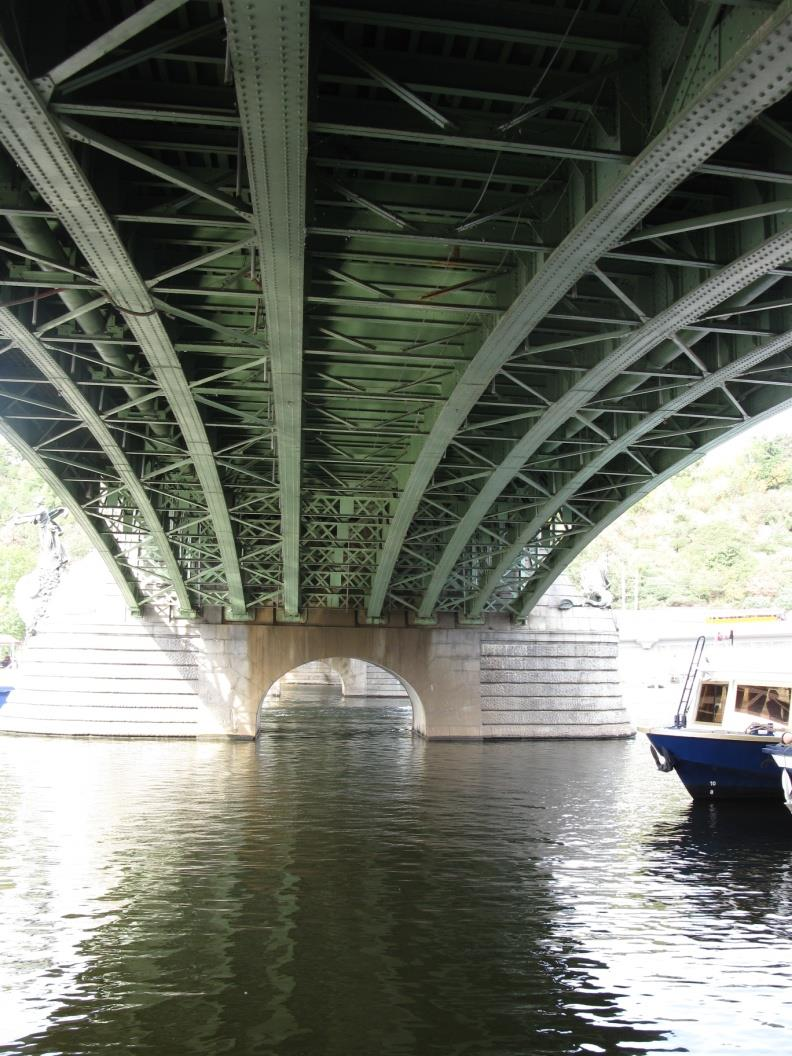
0 1 790 620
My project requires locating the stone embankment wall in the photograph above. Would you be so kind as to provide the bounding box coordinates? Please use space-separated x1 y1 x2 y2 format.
280 661 341 689
480 633 623 738
475 577 624 738
362 665 407 697
0 553 631 740
0 556 208 737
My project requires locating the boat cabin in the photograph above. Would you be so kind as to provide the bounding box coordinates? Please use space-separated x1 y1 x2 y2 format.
691 673 791 730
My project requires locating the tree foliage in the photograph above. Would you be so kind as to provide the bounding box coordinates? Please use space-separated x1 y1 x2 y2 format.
572 433 792 610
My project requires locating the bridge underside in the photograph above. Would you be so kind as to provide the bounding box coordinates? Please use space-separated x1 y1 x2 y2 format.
0 0 791 622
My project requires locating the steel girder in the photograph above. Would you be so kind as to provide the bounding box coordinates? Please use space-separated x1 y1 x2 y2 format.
415 226 792 618
224 0 309 618
0 36 247 617
0 1 790 619
0 307 194 615
511 368 792 619
366 1 792 618
471 319 792 618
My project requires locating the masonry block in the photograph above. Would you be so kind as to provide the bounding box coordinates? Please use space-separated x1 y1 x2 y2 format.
0 557 631 742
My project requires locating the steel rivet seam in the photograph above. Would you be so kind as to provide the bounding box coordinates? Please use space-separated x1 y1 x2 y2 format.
0 41 247 616
368 6 792 618
471 325 792 616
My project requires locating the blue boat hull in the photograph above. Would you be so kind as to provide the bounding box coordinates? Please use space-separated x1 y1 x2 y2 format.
0 685 11 709
646 729 784 801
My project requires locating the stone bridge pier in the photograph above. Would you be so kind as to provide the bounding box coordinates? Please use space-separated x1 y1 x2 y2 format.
0 555 632 741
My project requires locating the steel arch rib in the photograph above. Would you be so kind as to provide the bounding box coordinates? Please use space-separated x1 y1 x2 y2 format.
224 0 308 618
0 419 141 614
470 324 792 618
417 226 792 618
366 0 792 619
0 40 247 618
0 308 195 617
513 392 792 620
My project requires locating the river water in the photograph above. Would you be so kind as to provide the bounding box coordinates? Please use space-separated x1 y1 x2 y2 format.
1 690 791 1056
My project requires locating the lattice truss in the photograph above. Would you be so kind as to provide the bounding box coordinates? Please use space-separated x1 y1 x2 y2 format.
0 0 790 619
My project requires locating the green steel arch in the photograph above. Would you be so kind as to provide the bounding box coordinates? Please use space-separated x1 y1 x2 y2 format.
0 0 790 620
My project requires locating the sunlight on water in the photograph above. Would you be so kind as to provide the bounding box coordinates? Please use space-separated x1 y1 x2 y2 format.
1 690 791 1055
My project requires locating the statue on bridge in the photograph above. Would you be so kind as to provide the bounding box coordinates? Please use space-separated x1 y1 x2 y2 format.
579 560 613 609
12 502 68 569
9 500 69 634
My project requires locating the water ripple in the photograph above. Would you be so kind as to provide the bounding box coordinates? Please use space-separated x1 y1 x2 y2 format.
1 695 791 1055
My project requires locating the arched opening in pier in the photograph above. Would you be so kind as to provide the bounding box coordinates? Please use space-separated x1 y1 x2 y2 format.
256 657 423 736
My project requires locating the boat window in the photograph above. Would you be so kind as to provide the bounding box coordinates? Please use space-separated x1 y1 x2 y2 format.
695 682 727 724
735 684 791 724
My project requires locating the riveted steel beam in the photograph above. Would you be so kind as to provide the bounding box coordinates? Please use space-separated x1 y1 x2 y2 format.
59 118 252 222
309 122 792 184
0 417 140 614
43 99 792 187
498 56 636 132
314 3 642 54
322 35 455 131
307 226 792 277
472 326 792 618
366 2 792 618
513 387 792 619
0 308 195 615
224 0 308 617
148 236 256 286
57 20 222 97
0 40 248 618
34 0 190 98
416 221 792 615
621 201 792 245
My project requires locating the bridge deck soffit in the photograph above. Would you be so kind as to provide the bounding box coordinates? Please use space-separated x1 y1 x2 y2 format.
0 0 789 620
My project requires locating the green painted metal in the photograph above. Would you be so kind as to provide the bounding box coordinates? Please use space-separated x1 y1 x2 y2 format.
513 384 792 619
620 201 792 245
60 119 252 221
0 0 790 621
314 3 643 53
34 0 189 97
0 38 248 618
224 0 308 618
323 35 455 131
473 323 792 618
368 0 792 618
0 308 196 615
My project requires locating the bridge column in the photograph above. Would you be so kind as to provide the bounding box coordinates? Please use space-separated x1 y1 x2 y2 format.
327 658 368 696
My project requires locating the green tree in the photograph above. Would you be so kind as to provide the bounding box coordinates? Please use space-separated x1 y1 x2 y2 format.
572 431 792 610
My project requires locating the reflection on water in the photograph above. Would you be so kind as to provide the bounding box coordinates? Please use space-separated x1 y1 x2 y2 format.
1 689 791 1055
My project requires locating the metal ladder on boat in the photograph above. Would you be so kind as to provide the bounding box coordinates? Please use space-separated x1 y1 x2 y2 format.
673 635 705 728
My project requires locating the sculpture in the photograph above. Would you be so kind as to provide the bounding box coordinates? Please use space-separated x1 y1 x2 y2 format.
12 502 67 568
10 500 69 633
580 560 613 608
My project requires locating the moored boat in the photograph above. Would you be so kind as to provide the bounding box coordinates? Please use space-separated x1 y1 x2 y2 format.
641 636 791 801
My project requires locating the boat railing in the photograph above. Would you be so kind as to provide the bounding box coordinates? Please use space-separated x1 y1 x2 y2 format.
673 635 706 728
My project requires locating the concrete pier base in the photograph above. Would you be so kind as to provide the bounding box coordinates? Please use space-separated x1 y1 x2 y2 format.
0 554 632 740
